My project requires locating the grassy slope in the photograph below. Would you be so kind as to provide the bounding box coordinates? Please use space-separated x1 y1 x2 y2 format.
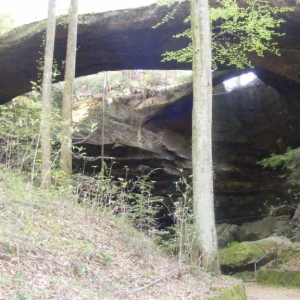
0 168 243 299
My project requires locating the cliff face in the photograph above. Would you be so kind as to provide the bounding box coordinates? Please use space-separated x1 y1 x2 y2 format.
71 78 300 221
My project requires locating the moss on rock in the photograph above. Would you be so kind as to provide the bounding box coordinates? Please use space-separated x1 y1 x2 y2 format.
219 236 291 272
257 268 300 287
210 282 247 300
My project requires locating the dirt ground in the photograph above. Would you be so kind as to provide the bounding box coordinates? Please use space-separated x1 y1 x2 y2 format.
245 283 300 300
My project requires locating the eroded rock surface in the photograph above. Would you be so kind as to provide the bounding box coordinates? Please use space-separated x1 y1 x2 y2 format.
71 78 300 221
217 215 299 247
1 1 300 103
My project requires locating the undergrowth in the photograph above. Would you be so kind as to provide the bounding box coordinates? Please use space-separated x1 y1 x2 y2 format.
0 166 241 299
0 72 245 298
0 94 198 267
258 148 300 215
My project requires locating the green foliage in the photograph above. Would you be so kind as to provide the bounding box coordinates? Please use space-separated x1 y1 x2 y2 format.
157 174 196 265
0 94 94 185
76 166 198 267
0 166 242 298
258 147 300 186
154 0 187 29
225 241 239 248
75 165 163 233
156 0 292 69
76 165 198 267
0 96 42 170
73 70 192 101
258 149 300 217
31 33 62 92
0 96 63 178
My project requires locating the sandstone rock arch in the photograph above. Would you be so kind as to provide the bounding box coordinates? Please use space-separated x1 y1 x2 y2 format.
0 0 300 104
1 1 300 222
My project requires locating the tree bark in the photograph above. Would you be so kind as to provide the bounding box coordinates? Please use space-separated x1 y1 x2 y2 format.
190 0 220 274
40 0 57 188
61 0 78 179
101 72 107 175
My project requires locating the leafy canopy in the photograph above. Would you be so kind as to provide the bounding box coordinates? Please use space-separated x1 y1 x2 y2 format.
156 0 292 69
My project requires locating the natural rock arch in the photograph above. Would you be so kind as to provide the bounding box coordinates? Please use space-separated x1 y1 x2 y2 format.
0 0 300 104
1 1 300 222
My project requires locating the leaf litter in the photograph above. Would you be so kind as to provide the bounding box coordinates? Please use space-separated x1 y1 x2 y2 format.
0 168 240 299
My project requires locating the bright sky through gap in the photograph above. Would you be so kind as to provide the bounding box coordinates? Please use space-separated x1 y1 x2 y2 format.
0 0 159 26
224 72 257 91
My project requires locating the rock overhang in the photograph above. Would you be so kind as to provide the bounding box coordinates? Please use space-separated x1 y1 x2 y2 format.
1 1 300 104
2 1 300 221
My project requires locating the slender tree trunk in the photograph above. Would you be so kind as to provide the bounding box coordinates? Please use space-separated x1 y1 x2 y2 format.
190 0 220 274
40 0 57 188
61 0 78 179
101 72 107 175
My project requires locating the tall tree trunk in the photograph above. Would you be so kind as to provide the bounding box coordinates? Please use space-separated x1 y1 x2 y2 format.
61 0 78 180
190 0 220 274
40 0 57 188
101 72 107 175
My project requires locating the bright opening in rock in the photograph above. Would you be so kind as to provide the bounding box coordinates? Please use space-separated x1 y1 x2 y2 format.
224 72 257 91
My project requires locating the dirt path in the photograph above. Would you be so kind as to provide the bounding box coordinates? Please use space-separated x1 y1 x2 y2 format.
245 283 300 300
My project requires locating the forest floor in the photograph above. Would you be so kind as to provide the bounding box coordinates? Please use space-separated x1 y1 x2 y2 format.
0 167 242 299
245 246 300 299
2 166 299 299
245 283 300 300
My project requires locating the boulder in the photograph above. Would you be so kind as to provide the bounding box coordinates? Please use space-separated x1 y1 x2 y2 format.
219 236 292 273
236 217 278 242
216 216 299 244
236 216 298 242
257 242 300 287
257 268 300 287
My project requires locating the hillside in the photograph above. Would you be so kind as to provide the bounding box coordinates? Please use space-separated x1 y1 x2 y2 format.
0 167 245 299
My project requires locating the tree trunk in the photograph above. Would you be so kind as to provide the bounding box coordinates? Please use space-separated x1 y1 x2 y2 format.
101 72 107 175
190 0 220 274
61 0 78 180
40 0 57 188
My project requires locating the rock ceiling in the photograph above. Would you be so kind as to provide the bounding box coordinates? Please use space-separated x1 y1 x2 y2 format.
0 0 300 104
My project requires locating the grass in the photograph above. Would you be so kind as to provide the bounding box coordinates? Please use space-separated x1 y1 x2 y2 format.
0 167 242 299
